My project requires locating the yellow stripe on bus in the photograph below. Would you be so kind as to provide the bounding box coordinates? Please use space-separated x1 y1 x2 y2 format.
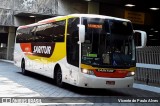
81 64 136 71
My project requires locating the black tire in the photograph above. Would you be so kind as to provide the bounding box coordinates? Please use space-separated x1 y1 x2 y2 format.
21 59 27 75
55 68 63 87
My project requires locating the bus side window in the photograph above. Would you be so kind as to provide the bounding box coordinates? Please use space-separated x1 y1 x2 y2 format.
35 24 53 42
52 21 65 42
35 21 65 42
16 27 35 43
67 18 80 67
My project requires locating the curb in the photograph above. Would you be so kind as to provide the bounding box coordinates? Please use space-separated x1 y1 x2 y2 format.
133 83 160 93
0 59 14 64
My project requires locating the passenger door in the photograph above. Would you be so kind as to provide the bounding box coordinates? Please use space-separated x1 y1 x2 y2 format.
66 18 80 85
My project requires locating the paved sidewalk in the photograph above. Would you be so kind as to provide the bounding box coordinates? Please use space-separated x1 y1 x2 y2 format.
0 59 14 64
0 75 41 97
133 83 160 93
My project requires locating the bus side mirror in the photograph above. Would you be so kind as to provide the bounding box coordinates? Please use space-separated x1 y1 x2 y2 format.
134 30 147 49
78 25 85 43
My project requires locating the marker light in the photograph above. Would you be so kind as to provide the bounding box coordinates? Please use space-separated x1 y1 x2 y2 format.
150 8 159 10
85 0 91 1
29 16 35 18
125 4 135 7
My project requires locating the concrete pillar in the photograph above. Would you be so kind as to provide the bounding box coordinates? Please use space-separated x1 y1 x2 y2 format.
7 27 15 60
88 1 99 14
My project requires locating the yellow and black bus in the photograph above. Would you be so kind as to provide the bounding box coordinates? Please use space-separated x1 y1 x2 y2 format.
14 14 146 88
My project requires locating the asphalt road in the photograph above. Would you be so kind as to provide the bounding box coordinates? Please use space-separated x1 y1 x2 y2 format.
0 61 159 106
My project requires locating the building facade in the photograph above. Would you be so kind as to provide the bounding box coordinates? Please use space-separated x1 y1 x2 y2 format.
0 0 159 60
0 0 100 60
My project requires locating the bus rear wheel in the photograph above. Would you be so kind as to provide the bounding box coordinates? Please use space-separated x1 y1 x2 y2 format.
55 68 63 87
21 59 27 75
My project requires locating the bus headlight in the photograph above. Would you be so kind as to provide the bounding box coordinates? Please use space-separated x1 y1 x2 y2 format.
127 71 135 77
81 69 95 75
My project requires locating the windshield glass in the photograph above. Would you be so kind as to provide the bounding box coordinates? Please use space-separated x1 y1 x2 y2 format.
81 18 135 68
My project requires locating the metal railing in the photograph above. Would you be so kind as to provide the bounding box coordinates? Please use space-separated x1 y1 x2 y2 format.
135 46 160 84
135 67 160 84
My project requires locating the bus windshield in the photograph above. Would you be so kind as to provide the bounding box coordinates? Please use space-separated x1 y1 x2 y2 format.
81 18 135 68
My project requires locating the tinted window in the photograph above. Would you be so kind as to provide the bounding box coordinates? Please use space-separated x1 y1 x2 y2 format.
16 27 35 43
110 20 133 36
134 32 141 46
35 20 66 42
16 20 66 43
67 18 80 67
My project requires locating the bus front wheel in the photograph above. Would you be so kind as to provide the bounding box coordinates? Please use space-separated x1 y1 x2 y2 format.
55 68 63 87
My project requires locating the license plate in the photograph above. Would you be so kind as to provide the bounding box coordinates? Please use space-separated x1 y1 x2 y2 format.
106 81 115 85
